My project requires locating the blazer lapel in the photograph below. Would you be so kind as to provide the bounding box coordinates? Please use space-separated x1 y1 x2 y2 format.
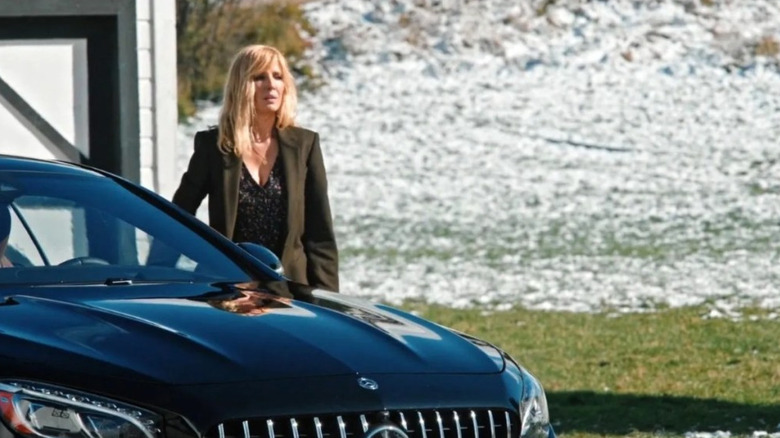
222 151 241 239
277 128 301 262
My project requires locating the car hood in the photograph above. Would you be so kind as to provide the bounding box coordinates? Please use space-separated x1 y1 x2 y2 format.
0 282 504 384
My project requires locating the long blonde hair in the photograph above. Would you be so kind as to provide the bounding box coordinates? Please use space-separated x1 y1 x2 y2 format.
218 45 298 156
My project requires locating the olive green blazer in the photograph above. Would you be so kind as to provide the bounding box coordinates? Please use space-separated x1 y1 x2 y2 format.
172 126 339 292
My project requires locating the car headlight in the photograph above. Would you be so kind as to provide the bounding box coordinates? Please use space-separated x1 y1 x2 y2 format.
519 370 552 438
0 381 161 438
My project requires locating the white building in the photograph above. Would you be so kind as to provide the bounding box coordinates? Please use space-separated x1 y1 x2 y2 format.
0 0 179 198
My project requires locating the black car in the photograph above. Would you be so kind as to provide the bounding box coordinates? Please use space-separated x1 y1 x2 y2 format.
0 154 555 438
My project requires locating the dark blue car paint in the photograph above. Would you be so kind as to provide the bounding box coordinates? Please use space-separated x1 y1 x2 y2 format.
0 154 551 438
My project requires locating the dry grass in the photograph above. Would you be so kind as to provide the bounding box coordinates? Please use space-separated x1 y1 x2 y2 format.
755 35 780 57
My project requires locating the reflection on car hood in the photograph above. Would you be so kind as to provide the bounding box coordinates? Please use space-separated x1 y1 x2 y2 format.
0 282 504 384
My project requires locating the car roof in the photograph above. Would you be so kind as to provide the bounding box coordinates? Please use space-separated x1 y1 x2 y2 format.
0 154 106 178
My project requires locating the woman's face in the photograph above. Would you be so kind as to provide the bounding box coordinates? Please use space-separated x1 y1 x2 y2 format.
252 60 285 115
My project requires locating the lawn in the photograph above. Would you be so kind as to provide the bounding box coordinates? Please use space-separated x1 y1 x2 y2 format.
401 303 780 438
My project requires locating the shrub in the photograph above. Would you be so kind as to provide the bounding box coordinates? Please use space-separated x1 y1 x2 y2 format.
176 0 319 121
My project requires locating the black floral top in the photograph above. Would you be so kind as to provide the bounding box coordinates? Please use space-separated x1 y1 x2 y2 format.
233 158 287 257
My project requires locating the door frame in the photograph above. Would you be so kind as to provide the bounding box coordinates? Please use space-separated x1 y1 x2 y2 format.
0 0 140 182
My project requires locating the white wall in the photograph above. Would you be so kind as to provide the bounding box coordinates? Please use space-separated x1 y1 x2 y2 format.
137 0 179 198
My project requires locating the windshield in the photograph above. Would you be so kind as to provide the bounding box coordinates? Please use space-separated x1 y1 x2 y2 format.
0 171 252 286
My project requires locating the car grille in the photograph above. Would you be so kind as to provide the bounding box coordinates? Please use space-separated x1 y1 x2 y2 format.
207 409 519 438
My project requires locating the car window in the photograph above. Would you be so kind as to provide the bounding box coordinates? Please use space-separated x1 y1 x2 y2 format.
10 197 99 265
5 206 43 266
0 171 253 286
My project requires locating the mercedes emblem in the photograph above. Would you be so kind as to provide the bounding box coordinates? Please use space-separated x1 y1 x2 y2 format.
357 377 379 390
364 424 409 438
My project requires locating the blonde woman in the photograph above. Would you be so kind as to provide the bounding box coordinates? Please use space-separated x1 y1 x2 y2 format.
173 44 338 291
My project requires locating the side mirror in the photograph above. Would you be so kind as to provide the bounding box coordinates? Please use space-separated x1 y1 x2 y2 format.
237 242 284 276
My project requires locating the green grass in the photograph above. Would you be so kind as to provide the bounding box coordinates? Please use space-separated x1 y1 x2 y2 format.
399 303 780 438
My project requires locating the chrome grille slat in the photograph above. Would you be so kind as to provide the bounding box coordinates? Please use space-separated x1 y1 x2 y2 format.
418 411 427 438
337 416 347 438
291 419 299 438
208 408 518 438
267 419 275 438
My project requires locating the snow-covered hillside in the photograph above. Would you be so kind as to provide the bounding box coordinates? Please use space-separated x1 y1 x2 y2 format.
179 0 780 317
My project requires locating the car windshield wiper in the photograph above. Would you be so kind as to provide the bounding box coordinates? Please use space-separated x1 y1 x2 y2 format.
23 278 197 287
102 278 202 286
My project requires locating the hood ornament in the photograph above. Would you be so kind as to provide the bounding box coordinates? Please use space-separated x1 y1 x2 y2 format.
357 377 379 390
